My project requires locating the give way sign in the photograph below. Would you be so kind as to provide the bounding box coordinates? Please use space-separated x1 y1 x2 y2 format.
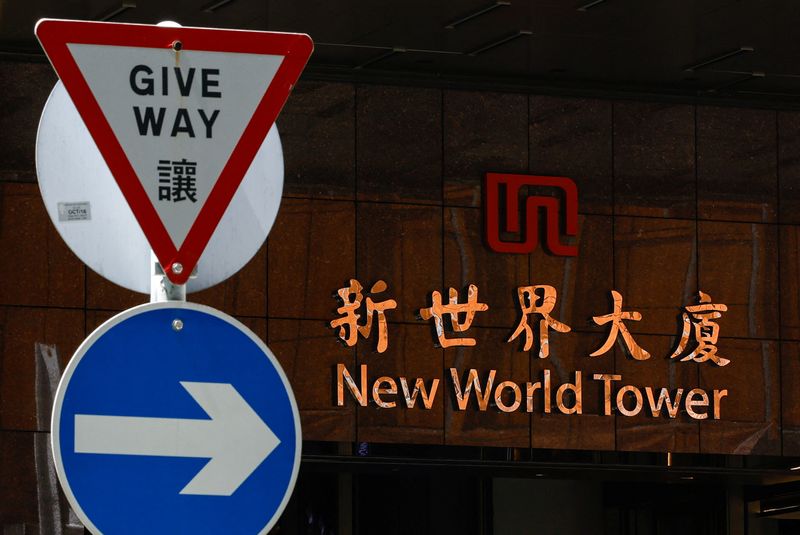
35 19 313 285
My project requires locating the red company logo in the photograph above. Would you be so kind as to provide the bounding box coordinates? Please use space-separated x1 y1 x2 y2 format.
483 173 578 256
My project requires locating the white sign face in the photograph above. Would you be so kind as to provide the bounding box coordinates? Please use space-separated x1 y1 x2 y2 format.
37 81 284 294
35 20 313 285
68 44 283 248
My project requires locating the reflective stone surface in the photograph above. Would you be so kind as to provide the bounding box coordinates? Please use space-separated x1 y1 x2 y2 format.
0 183 84 308
614 217 696 336
268 198 355 320
0 306 83 432
444 90 528 207
697 106 778 223
0 62 56 183
614 102 695 218
699 339 780 455
780 224 800 340
1 69 796 465
530 96 612 215
782 342 800 455
357 202 442 324
279 81 355 200
270 318 356 442
779 111 800 224
444 207 528 328
357 86 442 204
698 221 779 339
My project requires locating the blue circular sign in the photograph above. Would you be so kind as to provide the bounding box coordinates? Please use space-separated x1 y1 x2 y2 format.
52 302 301 534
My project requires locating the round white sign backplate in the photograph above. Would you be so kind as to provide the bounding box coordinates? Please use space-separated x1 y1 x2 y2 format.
36 80 282 294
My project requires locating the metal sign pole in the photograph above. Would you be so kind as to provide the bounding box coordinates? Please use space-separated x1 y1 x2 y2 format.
150 251 186 302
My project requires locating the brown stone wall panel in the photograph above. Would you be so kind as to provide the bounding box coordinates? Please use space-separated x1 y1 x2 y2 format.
698 221 779 339
614 335 700 453
358 203 441 324
532 331 615 451
444 207 528 328
532 414 614 451
0 431 37 528
0 61 56 182
445 327 529 447
0 307 84 432
85 309 115 333
697 106 778 223
779 111 800 224
191 244 267 317
358 324 443 445
269 319 355 442
85 270 144 312
614 102 695 218
279 81 355 200
237 316 267 343
699 339 780 455
268 198 355 320
782 342 800 455
443 90 528 207
0 183 84 308
780 225 800 340
529 96 612 215
530 215 613 334
615 217 697 336
357 86 442 204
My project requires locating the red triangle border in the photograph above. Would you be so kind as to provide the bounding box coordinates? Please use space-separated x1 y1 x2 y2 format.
35 19 313 285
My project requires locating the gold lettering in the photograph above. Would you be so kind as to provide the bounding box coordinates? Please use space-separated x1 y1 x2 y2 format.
670 292 730 366
400 377 440 409
593 374 622 415
556 371 582 415
591 291 650 360
372 376 397 409
645 387 683 418
543 370 551 414
337 363 367 407
713 389 728 420
526 380 542 412
420 286 488 347
450 368 496 411
685 388 709 420
616 385 643 417
495 381 522 412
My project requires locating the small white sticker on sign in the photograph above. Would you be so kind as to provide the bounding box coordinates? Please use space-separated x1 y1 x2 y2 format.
57 202 91 222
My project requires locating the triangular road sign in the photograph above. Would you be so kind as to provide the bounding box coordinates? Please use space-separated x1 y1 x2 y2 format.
35 19 312 285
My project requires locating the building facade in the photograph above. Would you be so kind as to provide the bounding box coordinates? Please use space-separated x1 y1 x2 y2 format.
3 7 800 534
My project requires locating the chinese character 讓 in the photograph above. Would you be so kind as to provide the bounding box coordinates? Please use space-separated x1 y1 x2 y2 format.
157 158 198 202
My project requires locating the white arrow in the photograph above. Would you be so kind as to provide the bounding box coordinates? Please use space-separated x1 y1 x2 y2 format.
74 381 280 496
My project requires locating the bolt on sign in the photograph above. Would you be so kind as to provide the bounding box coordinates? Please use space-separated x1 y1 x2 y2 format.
35 19 313 284
331 282 730 421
